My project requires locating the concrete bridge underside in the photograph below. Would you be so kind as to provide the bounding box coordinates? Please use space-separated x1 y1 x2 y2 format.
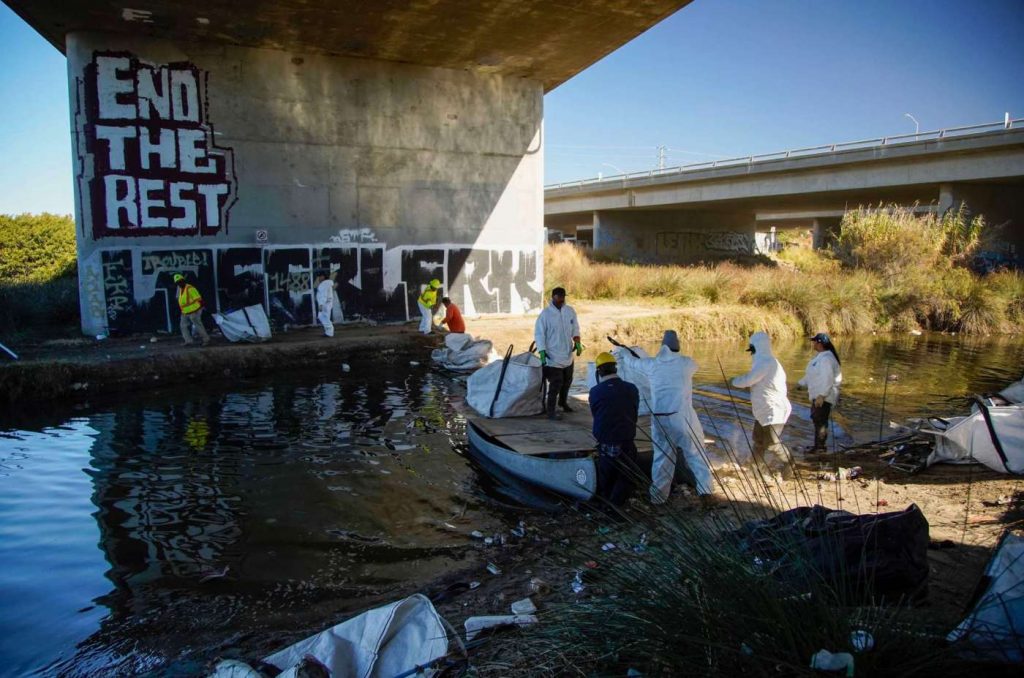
545 129 1024 263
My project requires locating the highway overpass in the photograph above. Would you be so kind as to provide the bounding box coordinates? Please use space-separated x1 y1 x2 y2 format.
4 0 693 333
545 120 1024 263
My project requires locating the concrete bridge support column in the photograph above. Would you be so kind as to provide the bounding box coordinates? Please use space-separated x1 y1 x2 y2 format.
66 33 545 336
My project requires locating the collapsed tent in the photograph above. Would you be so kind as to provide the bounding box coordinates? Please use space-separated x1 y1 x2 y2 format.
919 402 1024 475
209 594 452 677
948 532 1024 663
731 504 930 600
431 333 496 372
212 305 272 343
467 346 543 418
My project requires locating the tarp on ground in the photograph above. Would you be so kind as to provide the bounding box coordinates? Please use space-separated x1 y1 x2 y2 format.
948 532 1024 663
922 403 1024 475
467 348 544 418
431 333 495 372
209 594 450 678
212 305 272 343
731 504 930 600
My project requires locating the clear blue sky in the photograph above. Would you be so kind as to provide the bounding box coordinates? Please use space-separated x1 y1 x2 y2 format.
1 0 1022 213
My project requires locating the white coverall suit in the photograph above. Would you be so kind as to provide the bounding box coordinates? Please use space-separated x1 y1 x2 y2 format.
618 345 713 503
316 279 335 337
731 332 793 470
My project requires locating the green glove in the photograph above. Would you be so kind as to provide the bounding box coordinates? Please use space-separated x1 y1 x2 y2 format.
539 350 547 366
574 341 584 357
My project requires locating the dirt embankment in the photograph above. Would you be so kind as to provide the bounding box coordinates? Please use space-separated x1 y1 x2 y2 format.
0 323 435 415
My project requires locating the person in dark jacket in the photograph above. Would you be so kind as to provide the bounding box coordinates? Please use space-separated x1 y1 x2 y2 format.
589 352 640 506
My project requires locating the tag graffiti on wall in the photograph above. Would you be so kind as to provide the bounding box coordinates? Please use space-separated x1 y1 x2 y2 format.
82 51 236 239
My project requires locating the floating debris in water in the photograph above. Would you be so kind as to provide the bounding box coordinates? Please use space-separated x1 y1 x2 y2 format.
198 566 230 583
571 571 585 594
601 542 616 551
469 581 481 590
486 563 502 575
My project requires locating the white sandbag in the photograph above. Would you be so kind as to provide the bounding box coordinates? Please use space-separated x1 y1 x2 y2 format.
262 594 449 678
432 334 494 372
212 305 272 343
467 350 544 418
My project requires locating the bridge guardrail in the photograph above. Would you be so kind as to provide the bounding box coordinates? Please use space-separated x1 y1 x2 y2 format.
545 118 1022 190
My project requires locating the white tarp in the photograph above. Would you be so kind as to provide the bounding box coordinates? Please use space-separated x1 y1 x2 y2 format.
431 333 495 372
208 594 451 678
999 378 1024 405
467 350 544 418
585 347 653 415
922 404 1024 474
948 533 1024 662
212 305 272 343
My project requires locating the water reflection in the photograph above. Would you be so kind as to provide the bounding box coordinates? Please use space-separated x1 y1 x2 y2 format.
0 365 495 676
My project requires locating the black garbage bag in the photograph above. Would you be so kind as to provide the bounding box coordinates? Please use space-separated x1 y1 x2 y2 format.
731 504 930 601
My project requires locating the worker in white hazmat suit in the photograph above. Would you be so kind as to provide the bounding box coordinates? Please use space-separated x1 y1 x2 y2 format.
797 332 842 452
314 271 336 337
616 330 714 505
731 331 792 474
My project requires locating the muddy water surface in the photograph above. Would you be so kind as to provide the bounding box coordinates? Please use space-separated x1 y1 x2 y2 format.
1 335 1022 675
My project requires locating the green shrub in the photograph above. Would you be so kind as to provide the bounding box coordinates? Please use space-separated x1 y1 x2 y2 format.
0 213 78 283
0 277 80 331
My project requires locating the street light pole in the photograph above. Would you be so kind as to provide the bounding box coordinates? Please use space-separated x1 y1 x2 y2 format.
904 113 920 138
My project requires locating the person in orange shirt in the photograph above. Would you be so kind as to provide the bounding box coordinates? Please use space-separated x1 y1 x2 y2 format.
439 297 466 334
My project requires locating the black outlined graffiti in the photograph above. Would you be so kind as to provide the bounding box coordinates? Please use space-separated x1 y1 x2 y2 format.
265 248 313 326
82 52 237 239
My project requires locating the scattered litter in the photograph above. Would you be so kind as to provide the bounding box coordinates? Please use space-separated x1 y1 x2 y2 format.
596 526 611 535
483 537 494 546
442 522 457 531
95 334 107 341
464 614 538 642
470 530 485 539
510 521 527 538
510 597 537 615
818 466 862 481
850 630 874 652
876 499 889 507
469 581 481 590
529 577 550 595
198 566 230 583
409 361 420 366
341 363 351 372
486 563 502 575
584 560 598 569
571 571 585 594
149 337 158 343
810 649 854 675
982 495 1013 507
626 669 643 677
633 533 649 554
601 542 616 551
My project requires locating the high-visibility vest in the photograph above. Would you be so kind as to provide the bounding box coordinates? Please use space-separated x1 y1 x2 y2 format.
178 284 203 315
418 287 438 308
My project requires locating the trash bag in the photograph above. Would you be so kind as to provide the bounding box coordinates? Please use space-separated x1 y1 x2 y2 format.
731 504 930 600
948 532 1024 662
431 333 495 372
213 305 272 342
467 346 543 418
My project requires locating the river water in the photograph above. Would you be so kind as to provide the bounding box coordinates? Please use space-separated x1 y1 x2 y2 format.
1 334 1021 676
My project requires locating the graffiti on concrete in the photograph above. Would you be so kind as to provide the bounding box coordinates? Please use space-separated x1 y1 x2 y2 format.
84 243 542 335
80 52 236 239
656 231 755 256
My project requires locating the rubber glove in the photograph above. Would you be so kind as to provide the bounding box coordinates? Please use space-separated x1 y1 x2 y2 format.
574 341 584 357
539 350 547 366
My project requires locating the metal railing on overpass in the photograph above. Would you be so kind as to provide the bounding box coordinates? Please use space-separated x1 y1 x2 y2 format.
545 117 1024 190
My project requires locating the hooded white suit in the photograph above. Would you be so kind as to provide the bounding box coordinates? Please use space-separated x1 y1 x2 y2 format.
618 345 713 503
732 332 792 469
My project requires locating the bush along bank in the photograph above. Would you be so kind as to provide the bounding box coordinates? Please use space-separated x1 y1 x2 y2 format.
546 205 1024 339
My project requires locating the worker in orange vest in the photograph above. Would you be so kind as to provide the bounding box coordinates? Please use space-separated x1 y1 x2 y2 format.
174 273 210 346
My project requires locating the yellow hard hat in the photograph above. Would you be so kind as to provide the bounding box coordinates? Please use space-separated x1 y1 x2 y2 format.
595 352 616 367
429 279 441 289
173 273 184 282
